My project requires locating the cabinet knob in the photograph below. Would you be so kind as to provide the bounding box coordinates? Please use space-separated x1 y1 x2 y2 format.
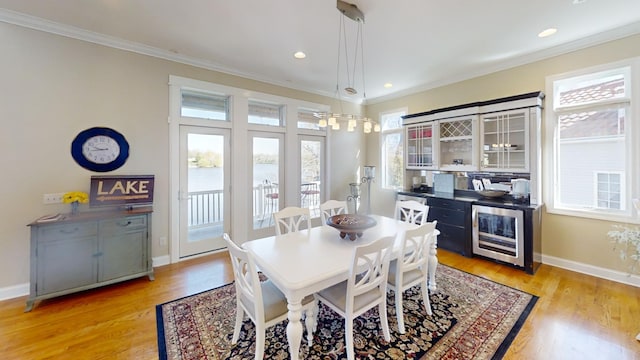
118 221 132 227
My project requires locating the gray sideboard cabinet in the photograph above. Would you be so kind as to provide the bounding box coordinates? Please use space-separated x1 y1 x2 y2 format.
26 207 154 311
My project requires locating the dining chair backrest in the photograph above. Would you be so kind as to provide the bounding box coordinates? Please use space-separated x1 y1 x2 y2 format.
223 233 265 324
224 233 317 358
397 221 437 274
395 199 429 225
273 206 312 235
319 200 348 224
387 221 438 334
346 236 395 314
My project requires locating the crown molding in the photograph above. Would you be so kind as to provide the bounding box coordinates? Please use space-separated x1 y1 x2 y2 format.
3 8 640 105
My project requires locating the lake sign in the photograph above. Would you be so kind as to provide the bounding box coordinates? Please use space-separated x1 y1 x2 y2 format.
89 175 155 208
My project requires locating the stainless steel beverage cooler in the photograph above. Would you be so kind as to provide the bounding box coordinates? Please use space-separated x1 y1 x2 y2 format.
472 205 524 267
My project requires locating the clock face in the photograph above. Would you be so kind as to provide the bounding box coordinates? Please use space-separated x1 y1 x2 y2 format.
71 127 129 172
82 135 121 164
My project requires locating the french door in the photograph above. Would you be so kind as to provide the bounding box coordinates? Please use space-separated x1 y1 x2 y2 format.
178 125 231 258
249 131 284 239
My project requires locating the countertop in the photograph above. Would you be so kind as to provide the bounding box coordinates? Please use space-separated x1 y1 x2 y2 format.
397 189 543 211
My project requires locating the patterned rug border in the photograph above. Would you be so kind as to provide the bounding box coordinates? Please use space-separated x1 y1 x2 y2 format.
156 283 233 360
156 265 538 360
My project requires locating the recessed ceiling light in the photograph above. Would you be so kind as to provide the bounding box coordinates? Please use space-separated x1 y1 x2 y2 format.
538 28 557 38
293 51 306 59
384 83 393 88
573 0 586 4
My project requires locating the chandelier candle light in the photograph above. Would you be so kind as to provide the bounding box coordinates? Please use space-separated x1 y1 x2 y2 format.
316 0 381 134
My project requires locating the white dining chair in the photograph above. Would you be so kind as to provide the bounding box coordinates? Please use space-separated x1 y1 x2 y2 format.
273 206 312 235
314 236 394 360
319 200 348 224
395 199 429 225
387 221 438 334
223 234 316 359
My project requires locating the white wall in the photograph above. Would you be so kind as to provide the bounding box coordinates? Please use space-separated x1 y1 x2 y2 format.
0 22 366 296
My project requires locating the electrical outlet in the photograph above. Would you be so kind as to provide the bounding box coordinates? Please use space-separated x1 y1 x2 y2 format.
159 236 167 246
43 193 64 204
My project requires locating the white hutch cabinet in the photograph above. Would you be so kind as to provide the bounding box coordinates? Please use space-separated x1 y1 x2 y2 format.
403 92 543 175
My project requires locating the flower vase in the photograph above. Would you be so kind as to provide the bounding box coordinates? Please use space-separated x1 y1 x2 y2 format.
70 201 79 215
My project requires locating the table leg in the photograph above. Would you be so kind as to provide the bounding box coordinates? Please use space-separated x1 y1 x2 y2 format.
286 299 303 359
428 234 438 292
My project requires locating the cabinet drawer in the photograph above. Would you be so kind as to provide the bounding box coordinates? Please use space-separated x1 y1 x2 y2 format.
100 215 147 233
38 223 97 241
429 207 466 227
427 197 468 212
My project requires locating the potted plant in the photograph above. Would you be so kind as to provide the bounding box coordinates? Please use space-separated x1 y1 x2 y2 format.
606 198 640 341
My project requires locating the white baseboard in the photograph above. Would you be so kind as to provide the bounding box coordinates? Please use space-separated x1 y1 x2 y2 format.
541 254 640 287
0 256 171 302
153 255 171 267
0 283 29 301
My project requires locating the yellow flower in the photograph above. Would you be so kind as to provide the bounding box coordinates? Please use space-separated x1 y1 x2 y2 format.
63 191 89 204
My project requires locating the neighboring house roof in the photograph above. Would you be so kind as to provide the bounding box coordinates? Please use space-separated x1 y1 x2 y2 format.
558 77 625 139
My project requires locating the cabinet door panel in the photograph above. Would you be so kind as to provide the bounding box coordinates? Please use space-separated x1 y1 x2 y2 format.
100 229 147 281
37 236 98 295
436 223 467 255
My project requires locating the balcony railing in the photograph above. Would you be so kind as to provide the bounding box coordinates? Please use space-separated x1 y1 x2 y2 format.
187 183 320 228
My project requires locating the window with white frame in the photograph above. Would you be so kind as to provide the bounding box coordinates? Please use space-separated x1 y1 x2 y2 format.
181 89 229 120
380 109 406 190
248 100 284 126
545 59 639 222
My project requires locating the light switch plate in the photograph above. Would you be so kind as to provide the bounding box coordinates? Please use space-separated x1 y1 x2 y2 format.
43 193 64 204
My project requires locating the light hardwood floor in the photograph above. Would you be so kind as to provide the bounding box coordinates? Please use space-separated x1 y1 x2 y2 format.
1 250 639 359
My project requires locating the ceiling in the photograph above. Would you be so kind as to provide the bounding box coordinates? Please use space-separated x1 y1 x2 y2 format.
2 0 640 104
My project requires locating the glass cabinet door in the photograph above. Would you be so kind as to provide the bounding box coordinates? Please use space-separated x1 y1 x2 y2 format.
406 123 435 169
438 115 478 171
481 109 529 172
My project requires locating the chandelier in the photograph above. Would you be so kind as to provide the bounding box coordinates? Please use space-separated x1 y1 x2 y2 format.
316 0 380 134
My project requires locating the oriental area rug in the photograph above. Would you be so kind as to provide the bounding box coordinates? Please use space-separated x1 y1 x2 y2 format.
156 265 537 360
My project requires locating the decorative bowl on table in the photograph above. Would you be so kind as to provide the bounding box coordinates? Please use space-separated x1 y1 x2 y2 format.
326 214 377 241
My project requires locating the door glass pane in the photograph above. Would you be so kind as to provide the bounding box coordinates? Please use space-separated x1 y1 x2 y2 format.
253 137 280 229
184 133 226 255
300 140 321 217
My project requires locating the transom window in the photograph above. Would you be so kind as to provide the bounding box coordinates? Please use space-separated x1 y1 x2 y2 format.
297 109 323 131
181 90 229 120
248 100 284 126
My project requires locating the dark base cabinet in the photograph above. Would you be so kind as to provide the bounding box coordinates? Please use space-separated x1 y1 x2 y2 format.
426 197 472 257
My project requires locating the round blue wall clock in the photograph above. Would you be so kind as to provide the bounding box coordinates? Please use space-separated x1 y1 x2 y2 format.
71 127 129 172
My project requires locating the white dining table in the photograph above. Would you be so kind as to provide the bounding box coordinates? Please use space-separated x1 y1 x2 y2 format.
243 214 438 359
